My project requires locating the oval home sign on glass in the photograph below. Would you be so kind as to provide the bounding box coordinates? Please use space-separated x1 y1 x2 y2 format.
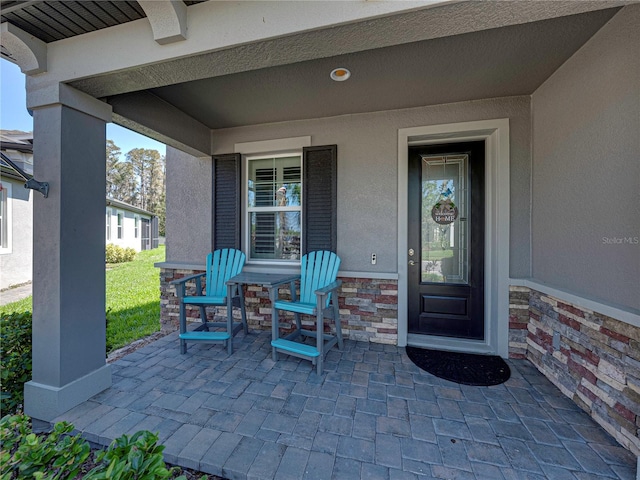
431 198 458 225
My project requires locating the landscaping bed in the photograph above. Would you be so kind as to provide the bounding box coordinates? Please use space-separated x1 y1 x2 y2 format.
0 246 227 478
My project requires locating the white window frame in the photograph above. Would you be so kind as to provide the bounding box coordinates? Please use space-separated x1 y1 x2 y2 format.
244 151 303 265
235 136 311 266
0 182 12 254
117 211 123 239
106 207 112 241
134 215 139 239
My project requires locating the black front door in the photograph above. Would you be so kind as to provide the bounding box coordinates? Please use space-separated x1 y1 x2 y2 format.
408 142 485 340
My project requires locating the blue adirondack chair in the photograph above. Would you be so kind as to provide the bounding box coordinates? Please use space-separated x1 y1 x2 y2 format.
171 249 247 354
269 250 343 375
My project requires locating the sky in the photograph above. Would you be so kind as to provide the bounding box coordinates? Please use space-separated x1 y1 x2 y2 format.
0 59 166 159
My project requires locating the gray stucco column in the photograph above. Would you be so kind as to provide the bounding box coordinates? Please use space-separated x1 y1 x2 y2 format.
24 84 112 422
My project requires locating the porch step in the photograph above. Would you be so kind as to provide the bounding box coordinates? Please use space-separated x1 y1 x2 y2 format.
271 339 320 357
180 331 230 341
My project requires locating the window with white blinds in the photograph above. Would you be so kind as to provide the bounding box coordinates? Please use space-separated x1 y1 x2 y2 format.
213 144 336 259
247 154 301 261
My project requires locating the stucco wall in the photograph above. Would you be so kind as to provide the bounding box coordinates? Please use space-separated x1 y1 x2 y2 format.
531 5 640 312
165 148 212 263
180 96 531 276
0 178 33 289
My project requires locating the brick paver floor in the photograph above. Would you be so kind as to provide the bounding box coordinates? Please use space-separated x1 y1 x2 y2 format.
54 330 638 479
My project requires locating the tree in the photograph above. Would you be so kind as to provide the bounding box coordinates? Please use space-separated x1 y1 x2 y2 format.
126 148 164 211
106 140 122 198
146 154 166 236
106 142 166 236
106 140 137 204
154 191 166 237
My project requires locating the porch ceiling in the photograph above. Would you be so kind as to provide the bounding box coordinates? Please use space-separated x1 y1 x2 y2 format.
123 7 617 130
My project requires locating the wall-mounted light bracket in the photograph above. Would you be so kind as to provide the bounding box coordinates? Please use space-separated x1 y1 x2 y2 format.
24 177 50 198
0 152 49 198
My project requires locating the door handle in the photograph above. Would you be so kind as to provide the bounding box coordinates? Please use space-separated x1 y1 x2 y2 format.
408 260 416 266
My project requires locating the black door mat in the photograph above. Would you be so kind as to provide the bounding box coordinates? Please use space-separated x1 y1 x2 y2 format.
405 346 511 386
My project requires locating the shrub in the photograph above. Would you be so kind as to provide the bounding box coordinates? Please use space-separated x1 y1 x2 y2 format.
86 430 186 479
0 414 91 479
106 244 137 263
0 312 32 414
0 415 193 480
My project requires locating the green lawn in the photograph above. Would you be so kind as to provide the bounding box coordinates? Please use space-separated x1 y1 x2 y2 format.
0 292 31 314
105 246 165 351
0 246 165 353
423 248 454 260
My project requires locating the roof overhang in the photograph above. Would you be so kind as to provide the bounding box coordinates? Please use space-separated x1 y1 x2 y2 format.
0 1 631 155
106 197 155 217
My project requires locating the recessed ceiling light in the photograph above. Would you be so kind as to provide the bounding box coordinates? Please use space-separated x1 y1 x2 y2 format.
330 68 351 82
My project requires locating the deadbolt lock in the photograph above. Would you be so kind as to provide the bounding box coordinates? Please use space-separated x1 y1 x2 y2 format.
408 249 415 257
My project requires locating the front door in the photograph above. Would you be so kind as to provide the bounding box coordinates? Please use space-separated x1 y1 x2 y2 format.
408 142 485 340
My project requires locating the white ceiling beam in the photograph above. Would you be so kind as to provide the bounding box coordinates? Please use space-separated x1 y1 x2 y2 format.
0 22 47 74
137 0 188 45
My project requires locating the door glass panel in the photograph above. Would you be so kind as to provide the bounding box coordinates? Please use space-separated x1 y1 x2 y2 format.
420 155 469 284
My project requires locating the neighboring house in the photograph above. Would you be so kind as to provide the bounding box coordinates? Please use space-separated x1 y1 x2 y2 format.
1 132 158 289
1 1 638 456
0 130 33 290
106 198 159 252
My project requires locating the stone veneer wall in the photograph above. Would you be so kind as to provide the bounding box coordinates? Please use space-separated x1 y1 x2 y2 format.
508 286 530 359
159 268 398 345
339 277 398 344
510 285 640 456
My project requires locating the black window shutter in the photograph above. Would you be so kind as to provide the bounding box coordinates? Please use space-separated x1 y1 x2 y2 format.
212 153 241 250
303 145 337 254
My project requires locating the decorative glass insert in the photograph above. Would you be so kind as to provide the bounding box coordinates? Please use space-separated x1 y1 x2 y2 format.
420 154 469 284
247 155 302 261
